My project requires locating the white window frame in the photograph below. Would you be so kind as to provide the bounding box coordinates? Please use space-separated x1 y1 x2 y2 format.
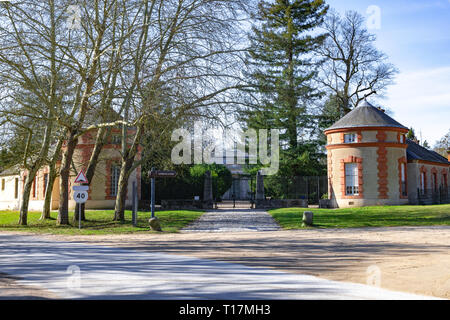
401 163 407 196
344 133 357 143
14 178 18 199
345 163 359 195
33 176 37 198
110 165 121 196
43 173 48 195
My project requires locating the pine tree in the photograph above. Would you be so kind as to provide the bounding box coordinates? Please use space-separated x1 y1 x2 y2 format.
242 0 328 151
406 127 417 140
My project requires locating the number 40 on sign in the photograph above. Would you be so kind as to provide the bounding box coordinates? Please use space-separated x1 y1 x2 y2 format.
73 190 88 204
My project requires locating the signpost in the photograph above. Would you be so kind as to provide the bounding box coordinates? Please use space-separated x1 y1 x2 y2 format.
73 170 89 230
148 169 177 218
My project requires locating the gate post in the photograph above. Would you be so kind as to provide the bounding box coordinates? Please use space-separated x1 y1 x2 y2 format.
203 170 213 205
256 171 264 201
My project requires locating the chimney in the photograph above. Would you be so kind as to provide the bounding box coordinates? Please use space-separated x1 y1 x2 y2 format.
447 150 450 162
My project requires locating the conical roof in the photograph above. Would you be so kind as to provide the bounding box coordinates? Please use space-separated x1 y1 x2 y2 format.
324 100 408 132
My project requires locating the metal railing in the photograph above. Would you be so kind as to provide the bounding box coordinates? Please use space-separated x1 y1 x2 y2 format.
416 186 450 205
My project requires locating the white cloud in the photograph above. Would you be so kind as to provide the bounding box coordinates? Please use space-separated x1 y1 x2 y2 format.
385 66 450 144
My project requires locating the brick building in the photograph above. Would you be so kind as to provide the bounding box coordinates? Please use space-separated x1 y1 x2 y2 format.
324 100 449 208
0 128 142 211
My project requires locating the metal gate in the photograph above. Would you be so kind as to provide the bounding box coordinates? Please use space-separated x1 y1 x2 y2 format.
221 175 255 201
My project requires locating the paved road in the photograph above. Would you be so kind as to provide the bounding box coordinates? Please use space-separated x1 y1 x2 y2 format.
182 209 281 232
0 234 436 299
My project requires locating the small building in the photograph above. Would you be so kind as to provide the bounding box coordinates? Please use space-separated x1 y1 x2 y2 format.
0 128 142 211
324 101 449 208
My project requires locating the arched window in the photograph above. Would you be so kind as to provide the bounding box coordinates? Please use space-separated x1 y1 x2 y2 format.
401 163 407 196
398 157 408 198
110 164 121 196
420 172 426 195
345 163 359 195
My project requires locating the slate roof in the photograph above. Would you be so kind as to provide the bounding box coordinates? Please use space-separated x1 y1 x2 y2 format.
406 139 450 165
324 100 408 132
0 165 21 177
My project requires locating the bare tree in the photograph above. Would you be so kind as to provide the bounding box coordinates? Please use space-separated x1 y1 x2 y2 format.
0 0 66 225
111 0 249 221
1 0 249 225
316 10 398 114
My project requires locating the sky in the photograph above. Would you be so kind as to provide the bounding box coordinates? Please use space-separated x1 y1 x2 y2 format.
326 0 450 146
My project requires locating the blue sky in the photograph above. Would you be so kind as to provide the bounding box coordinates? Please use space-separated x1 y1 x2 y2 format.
326 0 450 145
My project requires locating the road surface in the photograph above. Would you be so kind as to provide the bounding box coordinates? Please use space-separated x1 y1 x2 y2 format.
0 233 437 299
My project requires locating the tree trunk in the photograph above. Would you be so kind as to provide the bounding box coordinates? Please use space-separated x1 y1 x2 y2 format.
19 120 53 225
72 127 108 222
57 131 78 225
41 137 64 220
113 157 134 221
18 170 37 225
73 202 86 221
113 122 143 221
40 163 57 220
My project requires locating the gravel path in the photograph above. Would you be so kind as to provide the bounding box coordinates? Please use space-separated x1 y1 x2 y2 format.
181 209 281 232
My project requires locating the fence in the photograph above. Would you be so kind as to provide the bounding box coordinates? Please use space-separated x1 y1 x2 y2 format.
264 176 328 205
416 186 450 205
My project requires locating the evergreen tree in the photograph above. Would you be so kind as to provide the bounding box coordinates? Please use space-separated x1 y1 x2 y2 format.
406 127 417 140
242 0 328 151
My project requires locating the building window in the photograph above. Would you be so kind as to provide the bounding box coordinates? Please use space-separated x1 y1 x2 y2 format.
14 178 18 199
43 173 48 195
345 163 359 195
443 173 448 189
432 172 438 193
32 176 37 198
111 135 121 144
400 135 405 143
420 172 426 195
400 163 407 196
1 179 4 191
110 165 121 196
344 133 357 143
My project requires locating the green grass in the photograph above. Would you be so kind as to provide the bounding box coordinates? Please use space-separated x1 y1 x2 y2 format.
269 204 450 229
0 210 204 235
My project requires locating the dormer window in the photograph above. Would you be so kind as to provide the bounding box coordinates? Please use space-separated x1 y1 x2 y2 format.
344 133 357 143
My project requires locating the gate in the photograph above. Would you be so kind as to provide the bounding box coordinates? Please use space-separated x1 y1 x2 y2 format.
221 175 255 201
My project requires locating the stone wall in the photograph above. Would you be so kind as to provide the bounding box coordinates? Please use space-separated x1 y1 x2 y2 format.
161 199 214 210
255 199 308 209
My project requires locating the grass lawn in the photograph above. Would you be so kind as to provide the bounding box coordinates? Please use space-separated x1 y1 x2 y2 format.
269 204 450 229
0 209 204 235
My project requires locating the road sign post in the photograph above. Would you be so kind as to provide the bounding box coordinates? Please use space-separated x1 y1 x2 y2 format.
73 170 89 230
73 190 88 229
151 168 155 219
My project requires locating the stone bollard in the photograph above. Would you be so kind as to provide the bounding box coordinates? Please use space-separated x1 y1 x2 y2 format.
302 211 314 227
149 217 162 231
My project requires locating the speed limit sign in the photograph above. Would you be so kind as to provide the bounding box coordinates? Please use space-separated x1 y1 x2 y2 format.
73 190 88 204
